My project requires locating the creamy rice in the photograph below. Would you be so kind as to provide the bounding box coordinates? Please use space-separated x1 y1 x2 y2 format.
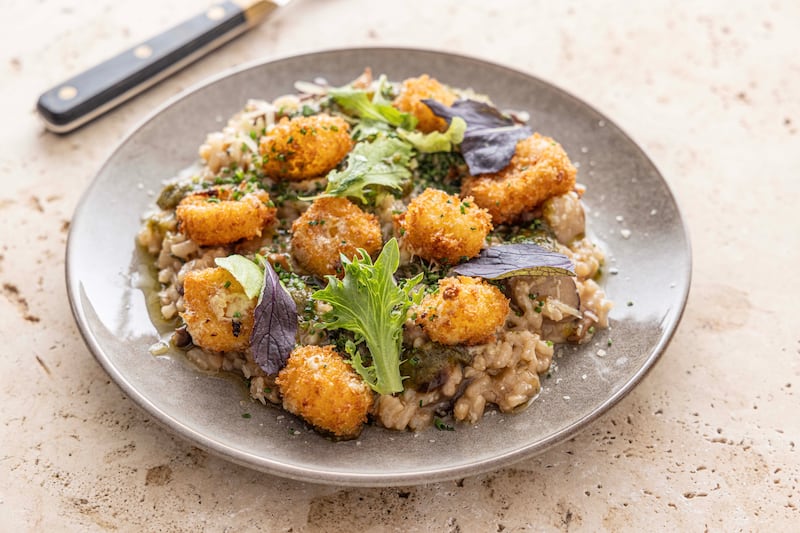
137 75 613 434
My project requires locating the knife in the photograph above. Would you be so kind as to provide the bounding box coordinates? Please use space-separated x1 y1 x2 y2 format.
36 0 288 134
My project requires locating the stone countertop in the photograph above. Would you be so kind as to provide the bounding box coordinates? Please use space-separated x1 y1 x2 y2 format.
1 0 798 530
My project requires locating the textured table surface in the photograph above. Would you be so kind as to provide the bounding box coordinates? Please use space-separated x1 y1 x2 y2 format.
1 0 798 531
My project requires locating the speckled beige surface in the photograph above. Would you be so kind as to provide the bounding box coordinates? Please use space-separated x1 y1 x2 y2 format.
1 0 798 530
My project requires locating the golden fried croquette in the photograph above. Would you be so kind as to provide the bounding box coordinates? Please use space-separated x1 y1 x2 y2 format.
414 276 509 346
461 133 577 224
291 197 383 277
393 75 457 133
260 115 353 180
176 186 276 246
180 267 255 353
395 188 492 264
276 345 374 439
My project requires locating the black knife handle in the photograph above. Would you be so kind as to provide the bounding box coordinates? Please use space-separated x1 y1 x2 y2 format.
37 1 258 134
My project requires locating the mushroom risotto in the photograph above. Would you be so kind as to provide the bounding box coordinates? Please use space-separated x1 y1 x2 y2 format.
137 70 612 439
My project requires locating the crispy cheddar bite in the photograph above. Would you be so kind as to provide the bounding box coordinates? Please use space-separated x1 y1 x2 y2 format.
414 276 509 346
180 267 255 353
276 345 373 439
393 75 457 133
176 186 276 246
461 133 577 224
395 188 492 264
291 197 383 278
260 115 352 180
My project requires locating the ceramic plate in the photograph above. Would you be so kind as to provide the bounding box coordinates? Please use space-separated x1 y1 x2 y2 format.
66 48 691 486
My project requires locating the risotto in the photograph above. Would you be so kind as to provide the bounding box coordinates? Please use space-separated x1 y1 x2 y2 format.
137 70 612 439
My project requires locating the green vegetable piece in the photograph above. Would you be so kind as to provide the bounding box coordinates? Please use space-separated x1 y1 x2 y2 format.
434 417 455 431
303 135 413 204
312 238 423 395
398 116 466 153
214 255 264 299
155 181 196 210
399 343 471 392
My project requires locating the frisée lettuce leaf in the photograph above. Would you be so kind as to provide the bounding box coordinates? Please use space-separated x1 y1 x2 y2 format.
303 135 413 204
330 75 418 130
312 238 423 395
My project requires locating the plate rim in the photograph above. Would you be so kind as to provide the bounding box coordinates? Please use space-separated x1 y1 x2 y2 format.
66 46 692 486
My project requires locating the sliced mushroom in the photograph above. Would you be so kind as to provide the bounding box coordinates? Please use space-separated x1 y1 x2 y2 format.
517 275 581 314
509 274 582 342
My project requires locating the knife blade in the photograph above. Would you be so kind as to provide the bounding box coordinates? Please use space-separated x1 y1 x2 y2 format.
36 0 288 134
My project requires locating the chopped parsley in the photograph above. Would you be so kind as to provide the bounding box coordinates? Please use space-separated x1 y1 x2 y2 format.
434 418 455 431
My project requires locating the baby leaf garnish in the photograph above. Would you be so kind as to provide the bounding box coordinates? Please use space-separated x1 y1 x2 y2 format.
398 116 467 153
312 238 423 395
422 99 532 175
303 135 413 204
330 75 417 130
250 260 298 375
452 243 575 280
214 255 264 299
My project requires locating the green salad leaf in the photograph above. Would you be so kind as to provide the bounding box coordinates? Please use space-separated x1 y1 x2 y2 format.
329 75 418 130
214 255 264 299
398 116 467 153
352 119 394 142
304 135 413 204
312 238 423 395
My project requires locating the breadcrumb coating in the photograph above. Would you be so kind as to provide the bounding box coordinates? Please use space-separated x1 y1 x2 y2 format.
176 186 276 246
276 345 373 439
180 267 255 353
260 115 352 180
461 133 577 224
395 188 492 264
393 75 457 133
291 197 383 277
414 276 509 346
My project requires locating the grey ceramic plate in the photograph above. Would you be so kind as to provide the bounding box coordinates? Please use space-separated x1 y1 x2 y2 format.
67 48 690 487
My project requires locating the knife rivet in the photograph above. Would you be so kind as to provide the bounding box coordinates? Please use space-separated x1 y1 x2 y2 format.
133 45 153 59
57 85 78 100
206 6 226 20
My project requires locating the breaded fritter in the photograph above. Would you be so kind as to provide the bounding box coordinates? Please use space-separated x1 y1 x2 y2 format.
461 133 577 224
181 267 255 353
276 345 374 439
291 197 383 277
176 186 276 246
260 115 353 180
414 276 509 346
393 75 457 133
395 188 492 264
